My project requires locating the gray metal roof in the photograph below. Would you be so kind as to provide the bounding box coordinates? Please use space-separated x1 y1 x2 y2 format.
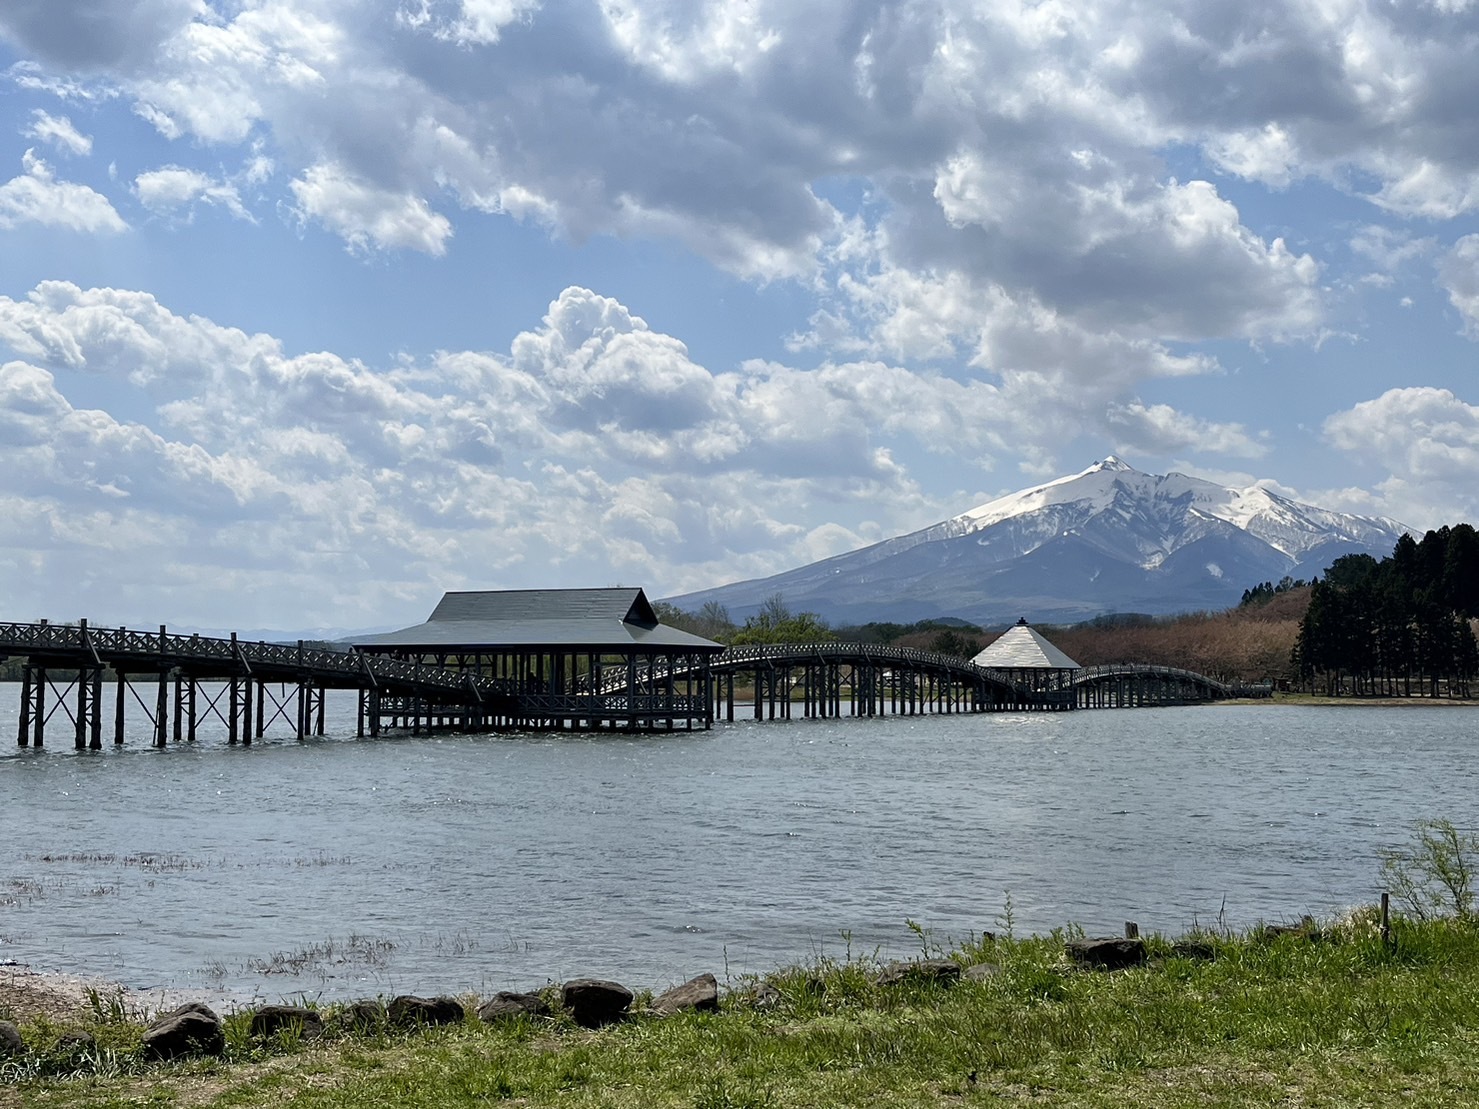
971 620 1080 669
353 588 724 653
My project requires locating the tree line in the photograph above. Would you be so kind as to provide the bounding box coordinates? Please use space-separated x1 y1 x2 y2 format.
1294 525 1479 697
653 595 985 657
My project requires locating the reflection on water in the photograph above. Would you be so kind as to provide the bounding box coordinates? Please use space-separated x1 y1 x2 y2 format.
0 684 1474 1005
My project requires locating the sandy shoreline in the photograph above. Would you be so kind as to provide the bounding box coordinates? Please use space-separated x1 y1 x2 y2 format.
0 960 225 1025
1265 696 1479 707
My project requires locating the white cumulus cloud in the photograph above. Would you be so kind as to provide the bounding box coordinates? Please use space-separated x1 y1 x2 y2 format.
0 280 1183 623
134 165 251 220
1324 386 1479 527
290 162 453 255
0 150 126 232
1438 235 1479 338
23 110 92 156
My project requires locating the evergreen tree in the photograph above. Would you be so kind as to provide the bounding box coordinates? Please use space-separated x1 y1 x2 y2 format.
1293 526 1479 697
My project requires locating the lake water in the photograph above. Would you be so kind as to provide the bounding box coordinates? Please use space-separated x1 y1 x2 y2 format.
0 683 1473 1008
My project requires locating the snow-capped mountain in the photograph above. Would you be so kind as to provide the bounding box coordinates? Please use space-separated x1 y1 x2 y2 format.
666 457 1411 627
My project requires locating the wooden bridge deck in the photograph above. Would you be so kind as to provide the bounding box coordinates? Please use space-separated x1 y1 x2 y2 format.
1 619 510 696
1 619 1268 748
0 619 515 748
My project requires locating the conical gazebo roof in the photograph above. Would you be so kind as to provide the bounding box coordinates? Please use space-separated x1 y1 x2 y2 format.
971 619 1080 670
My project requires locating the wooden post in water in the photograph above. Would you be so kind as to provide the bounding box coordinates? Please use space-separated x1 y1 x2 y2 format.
237 675 248 745
228 676 239 745
114 671 126 745
75 668 88 750
33 667 46 747
154 625 168 747
172 674 183 743
154 670 168 748
90 668 102 749
296 641 307 740
17 666 31 747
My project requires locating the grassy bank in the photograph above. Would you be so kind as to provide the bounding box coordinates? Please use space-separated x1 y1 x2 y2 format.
7 911 1479 1108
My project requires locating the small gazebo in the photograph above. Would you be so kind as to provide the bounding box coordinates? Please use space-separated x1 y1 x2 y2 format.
971 618 1080 702
353 588 724 733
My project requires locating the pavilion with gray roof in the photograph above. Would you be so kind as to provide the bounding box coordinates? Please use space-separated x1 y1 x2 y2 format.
353 588 723 733
970 618 1081 701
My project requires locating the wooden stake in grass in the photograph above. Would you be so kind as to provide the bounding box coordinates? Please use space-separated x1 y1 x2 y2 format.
1381 891 1392 951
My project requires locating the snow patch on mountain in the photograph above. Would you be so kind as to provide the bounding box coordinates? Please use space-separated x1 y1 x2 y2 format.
665 457 1413 626
938 457 1406 569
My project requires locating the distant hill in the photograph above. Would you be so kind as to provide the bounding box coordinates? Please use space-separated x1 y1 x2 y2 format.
666 457 1409 626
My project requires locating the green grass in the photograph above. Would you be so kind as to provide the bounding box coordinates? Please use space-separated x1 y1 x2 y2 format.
8 913 1479 1107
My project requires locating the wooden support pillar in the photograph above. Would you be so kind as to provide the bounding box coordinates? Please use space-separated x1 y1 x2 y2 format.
296 640 307 739
34 666 46 748
239 678 251 745
90 667 102 749
702 662 713 731
154 669 168 747
75 670 88 750
114 670 127 745
172 674 183 743
187 678 197 742
17 665 31 747
228 678 239 744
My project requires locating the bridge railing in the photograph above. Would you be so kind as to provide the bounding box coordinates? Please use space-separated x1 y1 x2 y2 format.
575 642 985 694
1073 662 1235 695
714 641 988 676
0 620 512 700
716 642 1062 695
583 641 1042 697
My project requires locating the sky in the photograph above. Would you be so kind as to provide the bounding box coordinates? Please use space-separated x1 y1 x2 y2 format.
1 0 1477 634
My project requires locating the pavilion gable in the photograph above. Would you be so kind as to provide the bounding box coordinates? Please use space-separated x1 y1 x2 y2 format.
971 619 1080 670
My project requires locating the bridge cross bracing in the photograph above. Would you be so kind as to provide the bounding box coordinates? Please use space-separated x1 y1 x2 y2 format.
0 619 514 748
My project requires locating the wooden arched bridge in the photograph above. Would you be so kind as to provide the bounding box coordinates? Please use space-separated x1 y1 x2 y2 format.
1 618 1268 747
654 643 1261 722
1074 663 1244 707
578 643 1263 721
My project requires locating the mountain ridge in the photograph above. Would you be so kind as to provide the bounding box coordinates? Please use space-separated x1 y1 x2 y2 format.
666 458 1411 627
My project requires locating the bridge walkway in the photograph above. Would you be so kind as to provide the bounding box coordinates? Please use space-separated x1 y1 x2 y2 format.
0 619 514 748
1 620 1266 748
